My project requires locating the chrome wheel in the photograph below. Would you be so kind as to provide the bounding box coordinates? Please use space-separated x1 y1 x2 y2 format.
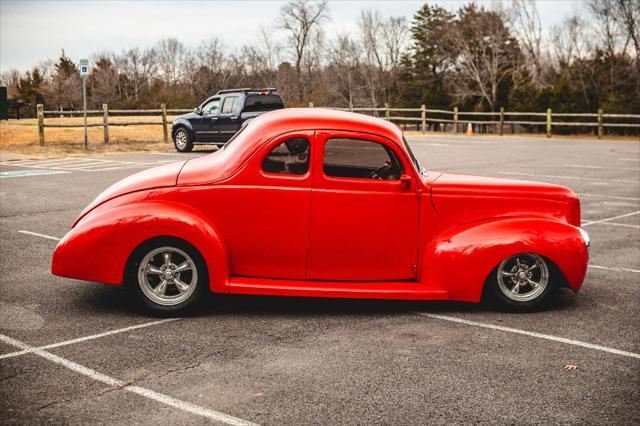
137 246 198 306
175 130 188 150
497 253 549 302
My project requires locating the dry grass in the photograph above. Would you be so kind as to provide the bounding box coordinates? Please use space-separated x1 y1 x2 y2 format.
0 115 181 157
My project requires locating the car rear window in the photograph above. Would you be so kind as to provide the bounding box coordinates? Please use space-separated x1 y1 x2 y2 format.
244 95 284 112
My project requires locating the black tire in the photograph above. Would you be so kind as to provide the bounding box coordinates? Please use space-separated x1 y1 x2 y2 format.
173 127 194 153
485 253 557 312
127 238 208 314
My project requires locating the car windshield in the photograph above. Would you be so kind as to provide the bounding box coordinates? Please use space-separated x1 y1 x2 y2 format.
402 135 426 175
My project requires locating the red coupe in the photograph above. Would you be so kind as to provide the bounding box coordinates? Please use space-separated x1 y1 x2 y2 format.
52 109 589 313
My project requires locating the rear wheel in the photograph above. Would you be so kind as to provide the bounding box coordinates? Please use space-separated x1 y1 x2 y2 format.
131 240 207 314
173 128 193 152
488 253 554 311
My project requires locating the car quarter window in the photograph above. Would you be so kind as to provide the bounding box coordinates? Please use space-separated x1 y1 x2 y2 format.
262 137 310 175
221 96 239 114
202 98 220 115
323 138 404 180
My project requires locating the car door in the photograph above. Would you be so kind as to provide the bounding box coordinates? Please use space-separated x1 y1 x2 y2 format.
206 131 313 279
307 130 420 281
216 95 240 142
192 97 220 142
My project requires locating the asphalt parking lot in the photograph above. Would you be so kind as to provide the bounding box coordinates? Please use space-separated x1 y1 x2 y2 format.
1 134 639 425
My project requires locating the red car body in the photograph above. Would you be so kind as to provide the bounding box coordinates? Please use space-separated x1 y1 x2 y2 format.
52 108 588 303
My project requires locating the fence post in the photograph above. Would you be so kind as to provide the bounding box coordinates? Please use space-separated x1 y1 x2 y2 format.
499 107 504 136
102 104 110 144
308 102 314 108
546 108 552 138
161 103 169 143
597 108 603 139
421 104 426 133
453 106 459 134
384 102 389 121
37 104 44 146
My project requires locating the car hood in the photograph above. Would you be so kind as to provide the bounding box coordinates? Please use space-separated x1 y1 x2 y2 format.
72 160 187 227
430 173 580 226
175 112 198 121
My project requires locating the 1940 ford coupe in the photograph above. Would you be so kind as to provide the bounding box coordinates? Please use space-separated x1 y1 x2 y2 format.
52 108 589 313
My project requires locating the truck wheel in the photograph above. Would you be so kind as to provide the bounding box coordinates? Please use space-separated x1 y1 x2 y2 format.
487 253 556 312
173 128 193 152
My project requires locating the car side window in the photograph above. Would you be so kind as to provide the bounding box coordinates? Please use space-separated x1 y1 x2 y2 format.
262 137 310 175
221 96 239 114
323 138 404 180
201 98 220 115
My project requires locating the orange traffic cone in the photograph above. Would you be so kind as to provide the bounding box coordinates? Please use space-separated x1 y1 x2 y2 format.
466 122 473 136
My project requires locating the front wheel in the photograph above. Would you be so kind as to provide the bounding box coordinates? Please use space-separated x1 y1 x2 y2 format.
132 240 207 314
487 253 555 311
173 128 193 152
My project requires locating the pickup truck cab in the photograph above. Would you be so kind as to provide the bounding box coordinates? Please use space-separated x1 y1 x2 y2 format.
171 88 285 152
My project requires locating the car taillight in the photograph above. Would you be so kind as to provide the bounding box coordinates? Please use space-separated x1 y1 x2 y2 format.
259 91 268 95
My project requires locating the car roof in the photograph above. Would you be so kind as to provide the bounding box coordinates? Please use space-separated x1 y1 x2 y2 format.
245 108 403 146
177 108 406 186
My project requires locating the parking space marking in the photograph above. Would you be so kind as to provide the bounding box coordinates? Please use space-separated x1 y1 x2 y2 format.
498 171 639 184
564 164 638 171
415 313 640 360
0 158 164 173
582 210 640 227
589 264 640 274
0 334 259 426
18 230 61 241
578 193 640 201
0 170 70 179
620 158 640 162
0 318 178 360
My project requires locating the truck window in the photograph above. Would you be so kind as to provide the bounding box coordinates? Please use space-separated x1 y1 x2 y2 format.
221 96 239 114
244 95 284 112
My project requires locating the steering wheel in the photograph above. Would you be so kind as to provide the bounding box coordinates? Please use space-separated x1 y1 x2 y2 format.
368 160 392 179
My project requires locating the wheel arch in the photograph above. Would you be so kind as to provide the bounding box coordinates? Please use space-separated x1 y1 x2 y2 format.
420 218 588 302
172 120 194 140
52 200 230 294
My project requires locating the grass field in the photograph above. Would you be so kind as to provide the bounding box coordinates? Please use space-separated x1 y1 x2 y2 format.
0 116 180 157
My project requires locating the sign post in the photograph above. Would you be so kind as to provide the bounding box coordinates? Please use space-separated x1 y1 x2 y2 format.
79 59 90 150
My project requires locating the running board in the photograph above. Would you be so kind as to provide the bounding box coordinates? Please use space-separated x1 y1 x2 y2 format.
227 277 449 300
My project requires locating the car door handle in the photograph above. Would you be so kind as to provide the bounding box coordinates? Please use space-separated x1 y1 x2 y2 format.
230 115 238 119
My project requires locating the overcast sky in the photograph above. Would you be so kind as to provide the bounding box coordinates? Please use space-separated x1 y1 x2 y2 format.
0 0 583 73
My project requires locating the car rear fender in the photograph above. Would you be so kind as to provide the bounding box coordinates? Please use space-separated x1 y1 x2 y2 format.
420 218 588 302
52 201 230 293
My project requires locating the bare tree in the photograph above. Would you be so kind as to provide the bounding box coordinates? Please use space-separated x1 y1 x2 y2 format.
448 5 522 111
279 0 329 102
156 38 186 90
510 0 545 86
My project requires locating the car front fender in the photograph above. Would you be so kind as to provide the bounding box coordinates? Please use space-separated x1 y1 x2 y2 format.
420 218 589 302
51 200 230 293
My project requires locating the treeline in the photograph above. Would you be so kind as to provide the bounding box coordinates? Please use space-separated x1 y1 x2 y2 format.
2 0 639 117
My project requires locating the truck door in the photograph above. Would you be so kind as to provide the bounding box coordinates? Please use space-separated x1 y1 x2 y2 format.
216 96 240 142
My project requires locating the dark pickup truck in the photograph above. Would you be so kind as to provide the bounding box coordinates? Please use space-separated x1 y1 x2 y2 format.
171 88 285 152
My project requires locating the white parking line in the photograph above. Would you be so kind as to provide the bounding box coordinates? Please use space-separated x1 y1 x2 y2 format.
620 158 640 162
0 334 259 426
564 164 638 171
0 318 178 360
415 313 640 360
581 210 640 227
578 193 640 202
18 230 61 241
589 264 640 274
498 171 639 184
